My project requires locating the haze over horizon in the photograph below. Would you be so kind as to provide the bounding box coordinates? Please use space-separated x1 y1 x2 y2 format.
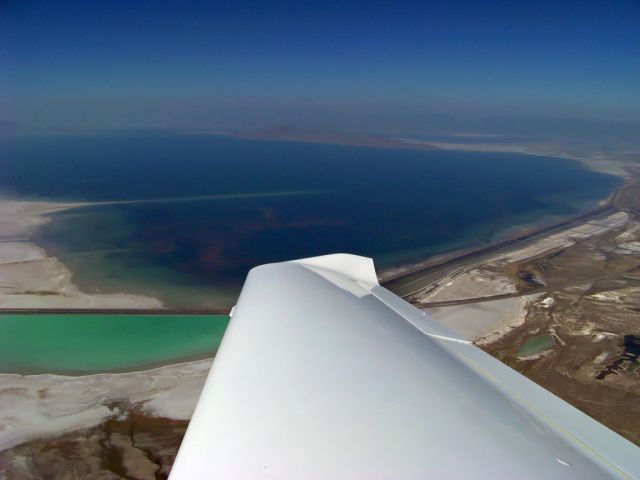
2 0 640 135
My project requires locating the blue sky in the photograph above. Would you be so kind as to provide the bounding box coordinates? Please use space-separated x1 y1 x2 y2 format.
3 0 640 133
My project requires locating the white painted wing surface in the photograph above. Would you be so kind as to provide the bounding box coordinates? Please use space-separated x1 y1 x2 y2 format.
170 254 640 479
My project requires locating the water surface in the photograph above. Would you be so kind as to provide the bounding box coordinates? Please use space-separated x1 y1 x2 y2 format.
0 314 229 374
1 133 620 307
518 334 555 357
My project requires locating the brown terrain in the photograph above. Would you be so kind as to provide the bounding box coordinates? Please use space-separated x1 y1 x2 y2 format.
484 198 640 444
0 412 187 480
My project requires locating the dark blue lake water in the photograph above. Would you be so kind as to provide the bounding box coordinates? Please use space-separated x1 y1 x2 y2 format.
0 133 619 308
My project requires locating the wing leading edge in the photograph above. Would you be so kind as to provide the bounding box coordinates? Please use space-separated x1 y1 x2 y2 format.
170 254 640 479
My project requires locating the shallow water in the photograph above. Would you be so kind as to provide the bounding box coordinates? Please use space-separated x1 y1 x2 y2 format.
518 334 555 357
0 314 229 374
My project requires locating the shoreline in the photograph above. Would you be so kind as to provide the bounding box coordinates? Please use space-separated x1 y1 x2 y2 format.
379 201 613 290
401 206 634 345
1 170 627 313
4 351 216 378
380 175 634 293
0 198 165 310
378 138 633 285
381 154 639 347
1 140 626 313
404 138 632 179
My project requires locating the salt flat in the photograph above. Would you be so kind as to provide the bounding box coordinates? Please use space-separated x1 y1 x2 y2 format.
425 296 535 342
0 358 211 451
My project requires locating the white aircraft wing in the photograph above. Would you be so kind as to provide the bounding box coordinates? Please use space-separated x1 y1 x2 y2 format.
170 254 640 479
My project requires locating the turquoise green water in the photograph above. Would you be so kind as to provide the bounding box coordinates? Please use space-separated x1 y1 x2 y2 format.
518 334 555 357
0 314 229 374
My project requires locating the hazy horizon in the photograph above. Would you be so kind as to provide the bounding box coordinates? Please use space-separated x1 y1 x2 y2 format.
3 1 639 136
